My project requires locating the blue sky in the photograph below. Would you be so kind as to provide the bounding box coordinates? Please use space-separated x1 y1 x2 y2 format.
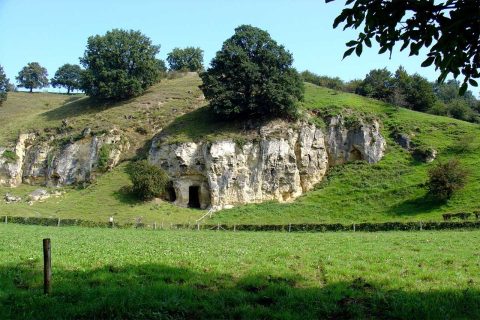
1 0 476 95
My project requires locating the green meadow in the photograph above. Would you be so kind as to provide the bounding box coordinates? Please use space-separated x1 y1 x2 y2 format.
1 224 479 319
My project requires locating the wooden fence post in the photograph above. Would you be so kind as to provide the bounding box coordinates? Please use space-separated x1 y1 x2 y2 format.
43 238 52 295
353 223 356 232
288 224 291 232
233 224 236 232
197 223 200 231
57 218 61 227
217 223 220 231
154 222 157 230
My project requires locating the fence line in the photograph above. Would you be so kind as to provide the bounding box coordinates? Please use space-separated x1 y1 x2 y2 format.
2 215 480 232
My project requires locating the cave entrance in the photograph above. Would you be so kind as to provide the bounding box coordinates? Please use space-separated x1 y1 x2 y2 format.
166 184 176 202
349 147 362 161
188 186 201 209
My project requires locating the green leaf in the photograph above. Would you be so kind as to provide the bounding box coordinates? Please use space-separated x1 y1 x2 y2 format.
468 78 478 87
355 43 363 56
364 37 372 48
459 83 468 95
343 47 355 59
421 57 435 67
346 40 358 47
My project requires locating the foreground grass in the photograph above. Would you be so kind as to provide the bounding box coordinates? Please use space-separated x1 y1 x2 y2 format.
0 224 479 319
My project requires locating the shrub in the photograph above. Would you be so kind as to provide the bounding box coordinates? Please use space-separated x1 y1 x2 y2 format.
167 47 204 72
427 159 468 201
200 25 304 119
126 160 169 201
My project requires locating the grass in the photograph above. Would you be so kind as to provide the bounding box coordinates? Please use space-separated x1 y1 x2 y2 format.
1 224 479 319
0 162 203 225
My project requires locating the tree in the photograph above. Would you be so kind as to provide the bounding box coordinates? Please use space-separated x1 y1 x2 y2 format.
16 62 49 93
126 160 170 201
394 67 436 112
356 68 395 101
50 64 83 94
167 47 204 72
200 25 304 119
0 65 9 105
427 159 468 201
327 0 480 94
80 29 162 100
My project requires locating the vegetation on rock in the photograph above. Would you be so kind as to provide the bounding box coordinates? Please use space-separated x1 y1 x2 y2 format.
200 25 304 119
80 29 162 100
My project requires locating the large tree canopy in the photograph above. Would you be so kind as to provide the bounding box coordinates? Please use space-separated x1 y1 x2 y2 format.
80 29 162 100
167 47 204 72
51 64 83 94
327 0 480 94
200 25 304 119
0 65 9 105
16 62 49 93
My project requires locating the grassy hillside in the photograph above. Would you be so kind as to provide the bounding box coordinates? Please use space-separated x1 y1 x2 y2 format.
1 76 480 225
1 224 479 319
211 84 480 224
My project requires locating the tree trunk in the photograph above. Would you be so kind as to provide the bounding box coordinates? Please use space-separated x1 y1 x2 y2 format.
29 87 33 93
67 87 71 94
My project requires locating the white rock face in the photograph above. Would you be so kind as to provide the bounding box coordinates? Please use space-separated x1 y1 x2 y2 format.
149 117 385 210
0 129 129 187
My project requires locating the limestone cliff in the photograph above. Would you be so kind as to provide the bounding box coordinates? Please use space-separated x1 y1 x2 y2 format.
0 129 129 187
149 117 386 210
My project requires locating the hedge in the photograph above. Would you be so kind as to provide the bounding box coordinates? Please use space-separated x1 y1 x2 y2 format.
2 215 480 232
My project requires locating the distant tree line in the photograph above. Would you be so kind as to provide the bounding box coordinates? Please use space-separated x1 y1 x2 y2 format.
301 68 480 123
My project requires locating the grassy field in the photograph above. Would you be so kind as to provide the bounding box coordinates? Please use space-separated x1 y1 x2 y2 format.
0 224 479 319
1 77 480 226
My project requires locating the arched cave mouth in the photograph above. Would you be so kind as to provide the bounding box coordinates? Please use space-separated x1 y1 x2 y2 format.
188 185 201 209
165 184 177 202
349 147 363 161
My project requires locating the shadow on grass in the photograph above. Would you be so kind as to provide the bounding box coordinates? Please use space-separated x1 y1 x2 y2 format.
389 193 445 216
112 185 142 205
159 106 260 143
41 97 125 121
1 262 479 319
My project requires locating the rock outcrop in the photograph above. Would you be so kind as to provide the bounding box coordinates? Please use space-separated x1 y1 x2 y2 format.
149 117 386 210
0 129 129 187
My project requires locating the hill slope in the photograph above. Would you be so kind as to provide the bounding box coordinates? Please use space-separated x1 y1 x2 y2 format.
1 75 479 225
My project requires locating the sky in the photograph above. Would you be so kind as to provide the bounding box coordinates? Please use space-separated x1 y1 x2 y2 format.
0 0 477 96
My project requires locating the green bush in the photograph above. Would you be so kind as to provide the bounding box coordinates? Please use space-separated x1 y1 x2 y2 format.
427 159 468 201
126 160 170 201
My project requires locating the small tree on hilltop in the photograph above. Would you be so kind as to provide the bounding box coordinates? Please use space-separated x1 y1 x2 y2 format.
167 47 204 72
0 65 10 105
200 25 304 119
51 64 83 94
80 29 162 100
126 160 170 201
16 62 49 93
427 159 468 201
